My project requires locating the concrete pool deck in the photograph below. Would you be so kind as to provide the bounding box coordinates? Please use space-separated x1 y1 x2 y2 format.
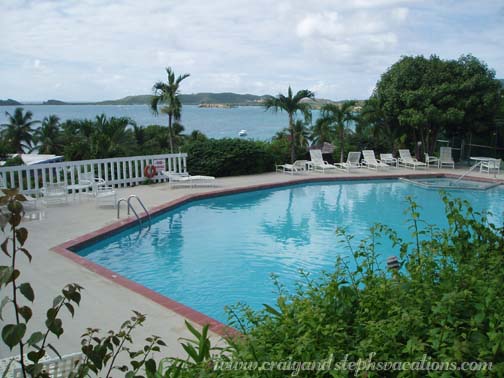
1 166 503 359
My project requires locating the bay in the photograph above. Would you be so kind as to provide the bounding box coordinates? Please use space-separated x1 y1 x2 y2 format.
1 104 322 141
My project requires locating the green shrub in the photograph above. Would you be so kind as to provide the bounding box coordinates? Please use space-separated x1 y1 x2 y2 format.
184 138 275 177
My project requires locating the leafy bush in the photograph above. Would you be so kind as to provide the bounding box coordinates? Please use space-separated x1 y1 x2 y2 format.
184 138 275 177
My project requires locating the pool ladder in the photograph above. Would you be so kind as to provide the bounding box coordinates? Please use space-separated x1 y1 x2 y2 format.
117 195 151 227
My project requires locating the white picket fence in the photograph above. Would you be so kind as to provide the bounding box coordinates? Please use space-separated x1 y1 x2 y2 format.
0 153 187 195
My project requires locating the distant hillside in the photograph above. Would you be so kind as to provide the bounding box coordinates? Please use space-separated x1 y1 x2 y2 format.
179 92 268 105
93 93 269 106
96 95 153 105
499 79 504 88
0 99 22 106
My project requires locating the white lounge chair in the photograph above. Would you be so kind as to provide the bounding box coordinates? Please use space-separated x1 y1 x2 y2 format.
335 152 361 172
275 160 307 175
162 172 216 188
41 183 68 205
309 150 337 173
398 150 427 170
380 153 398 167
361 150 389 170
480 158 501 175
439 147 455 168
11 353 83 378
424 153 440 168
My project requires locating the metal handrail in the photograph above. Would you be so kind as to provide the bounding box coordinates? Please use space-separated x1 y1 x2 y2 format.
455 161 482 183
116 195 151 227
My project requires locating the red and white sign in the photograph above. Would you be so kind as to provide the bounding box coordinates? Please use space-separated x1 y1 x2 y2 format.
152 159 166 175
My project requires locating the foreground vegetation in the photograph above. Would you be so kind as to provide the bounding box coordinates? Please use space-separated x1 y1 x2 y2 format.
1 190 503 377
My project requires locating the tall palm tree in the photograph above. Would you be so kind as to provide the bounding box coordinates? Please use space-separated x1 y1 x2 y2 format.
1 107 39 153
319 101 356 162
151 67 190 153
35 115 61 154
263 86 314 162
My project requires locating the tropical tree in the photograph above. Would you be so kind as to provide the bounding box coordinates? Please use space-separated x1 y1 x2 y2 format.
151 67 190 153
371 54 500 155
310 117 335 146
318 101 356 162
1 107 39 153
263 86 314 162
35 115 62 154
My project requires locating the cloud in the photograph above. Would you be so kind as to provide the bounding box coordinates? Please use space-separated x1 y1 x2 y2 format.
0 0 502 101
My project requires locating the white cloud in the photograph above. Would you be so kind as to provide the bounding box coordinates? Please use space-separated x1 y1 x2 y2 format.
0 0 502 101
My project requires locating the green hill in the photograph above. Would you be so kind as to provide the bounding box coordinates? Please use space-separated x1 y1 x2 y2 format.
0 99 22 106
499 79 504 88
96 95 153 105
93 93 268 106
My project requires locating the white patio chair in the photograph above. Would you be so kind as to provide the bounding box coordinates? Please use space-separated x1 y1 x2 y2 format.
480 159 501 175
78 172 106 195
12 353 83 378
335 152 362 172
380 153 398 167
439 147 455 168
424 153 440 168
95 185 117 207
398 150 427 170
309 150 337 173
361 150 389 170
276 160 307 175
0 176 39 210
41 183 68 205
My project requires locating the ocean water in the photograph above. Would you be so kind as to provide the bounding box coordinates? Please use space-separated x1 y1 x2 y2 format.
1 104 322 140
76 180 504 323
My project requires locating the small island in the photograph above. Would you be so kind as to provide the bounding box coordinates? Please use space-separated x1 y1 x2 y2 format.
198 103 237 109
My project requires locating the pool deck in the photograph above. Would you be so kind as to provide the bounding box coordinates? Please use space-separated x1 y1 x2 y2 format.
1 166 502 359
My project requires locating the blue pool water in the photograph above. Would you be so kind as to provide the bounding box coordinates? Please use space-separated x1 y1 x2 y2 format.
76 180 504 323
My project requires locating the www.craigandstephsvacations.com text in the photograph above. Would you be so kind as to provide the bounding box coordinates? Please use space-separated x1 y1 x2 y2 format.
211 354 492 376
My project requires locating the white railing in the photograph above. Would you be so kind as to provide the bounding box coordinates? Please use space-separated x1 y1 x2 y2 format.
0 153 187 195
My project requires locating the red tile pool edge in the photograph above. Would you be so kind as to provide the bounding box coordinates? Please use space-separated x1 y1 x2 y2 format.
51 173 501 336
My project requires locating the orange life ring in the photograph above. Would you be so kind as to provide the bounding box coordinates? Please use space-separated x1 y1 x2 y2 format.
144 164 157 178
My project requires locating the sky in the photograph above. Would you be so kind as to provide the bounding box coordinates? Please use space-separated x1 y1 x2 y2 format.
0 0 503 102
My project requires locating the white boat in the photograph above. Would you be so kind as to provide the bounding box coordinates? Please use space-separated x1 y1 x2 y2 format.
239 129 247 137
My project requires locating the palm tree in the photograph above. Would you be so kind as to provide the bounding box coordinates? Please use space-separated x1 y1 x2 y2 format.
310 117 335 145
1 107 39 153
35 115 61 154
319 101 356 162
263 86 314 162
151 67 190 153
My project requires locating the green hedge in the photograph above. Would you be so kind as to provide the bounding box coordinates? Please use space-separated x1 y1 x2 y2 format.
184 138 275 177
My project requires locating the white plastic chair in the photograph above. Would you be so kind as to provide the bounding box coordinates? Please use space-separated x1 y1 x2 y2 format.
380 153 398 167
276 160 307 175
12 353 83 378
361 150 389 170
309 150 337 173
439 147 455 168
424 153 440 168
95 185 117 207
41 183 68 205
398 150 427 170
335 152 362 172
480 159 501 175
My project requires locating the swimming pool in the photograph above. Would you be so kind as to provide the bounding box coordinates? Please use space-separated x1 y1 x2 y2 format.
75 179 504 324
